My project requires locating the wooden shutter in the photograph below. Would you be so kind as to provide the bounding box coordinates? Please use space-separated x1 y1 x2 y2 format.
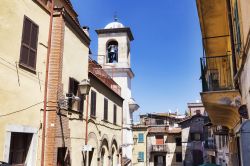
113 105 117 124
156 135 164 145
90 91 96 116
79 94 84 114
104 98 108 121
20 16 38 71
68 77 79 109
138 133 144 143
9 133 33 165
68 77 78 95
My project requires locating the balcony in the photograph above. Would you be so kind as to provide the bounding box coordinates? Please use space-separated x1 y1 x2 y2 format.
199 55 240 129
151 145 169 153
204 140 216 150
200 55 233 92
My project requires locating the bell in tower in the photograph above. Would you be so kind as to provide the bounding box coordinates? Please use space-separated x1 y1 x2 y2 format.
107 40 118 63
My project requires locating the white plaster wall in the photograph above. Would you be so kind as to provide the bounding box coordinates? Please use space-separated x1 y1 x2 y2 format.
240 51 250 115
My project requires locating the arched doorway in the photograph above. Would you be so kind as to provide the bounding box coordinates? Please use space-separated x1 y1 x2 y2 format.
88 132 98 166
110 139 118 166
99 138 109 166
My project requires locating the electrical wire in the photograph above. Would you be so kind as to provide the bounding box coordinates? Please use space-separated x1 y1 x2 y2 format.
0 101 44 118
0 55 45 83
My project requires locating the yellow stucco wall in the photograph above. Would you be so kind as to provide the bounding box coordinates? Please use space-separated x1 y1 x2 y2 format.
132 129 147 166
0 0 50 164
83 75 123 166
61 23 89 166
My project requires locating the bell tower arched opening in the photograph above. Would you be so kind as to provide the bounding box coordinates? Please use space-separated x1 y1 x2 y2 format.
106 40 118 63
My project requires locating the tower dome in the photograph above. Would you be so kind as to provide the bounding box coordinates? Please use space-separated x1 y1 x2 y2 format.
104 21 125 29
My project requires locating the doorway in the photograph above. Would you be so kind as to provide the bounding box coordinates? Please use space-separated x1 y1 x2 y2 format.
154 155 166 166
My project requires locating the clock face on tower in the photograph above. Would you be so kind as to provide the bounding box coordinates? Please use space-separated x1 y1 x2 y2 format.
107 40 118 63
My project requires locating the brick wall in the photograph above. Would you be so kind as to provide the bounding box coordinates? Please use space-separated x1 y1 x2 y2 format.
45 11 71 166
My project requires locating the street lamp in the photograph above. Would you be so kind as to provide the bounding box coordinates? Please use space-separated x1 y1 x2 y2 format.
78 79 91 95
79 78 91 166
129 98 139 112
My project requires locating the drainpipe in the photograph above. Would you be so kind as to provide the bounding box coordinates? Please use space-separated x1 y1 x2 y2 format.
85 95 90 166
226 0 237 85
41 1 54 166
121 105 124 166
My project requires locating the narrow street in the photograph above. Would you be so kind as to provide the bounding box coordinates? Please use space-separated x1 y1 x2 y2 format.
0 0 250 166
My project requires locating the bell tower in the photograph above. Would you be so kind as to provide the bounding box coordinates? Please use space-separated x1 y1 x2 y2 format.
96 19 139 162
96 18 134 69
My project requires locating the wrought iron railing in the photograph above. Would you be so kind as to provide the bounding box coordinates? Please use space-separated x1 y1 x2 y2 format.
204 140 216 150
151 145 169 152
200 55 233 92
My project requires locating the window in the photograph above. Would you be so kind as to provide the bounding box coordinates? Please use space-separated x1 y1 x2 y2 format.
19 16 39 71
234 0 241 53
191 133 201 141
176 152 182 162
155 135 164 145
195 110 201 115
9 132 33 164
104 98 108 121
57 147 71 166
78 94 84 115
90 90 96 117
175 137 181 146
68 77 79 110
138 152 144 162
156 119 164 125
113 105 117 124
138 133 144 143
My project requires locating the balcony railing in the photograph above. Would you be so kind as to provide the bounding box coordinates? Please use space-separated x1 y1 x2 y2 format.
200 55 233 92
204 140 216 150
151 145 169 152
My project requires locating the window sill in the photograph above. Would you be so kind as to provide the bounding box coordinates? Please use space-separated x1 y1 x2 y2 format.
90 115 97 119
19 63 36 74
102 119 109 123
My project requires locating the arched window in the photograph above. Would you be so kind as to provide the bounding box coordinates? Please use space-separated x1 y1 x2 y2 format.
106 40 118 63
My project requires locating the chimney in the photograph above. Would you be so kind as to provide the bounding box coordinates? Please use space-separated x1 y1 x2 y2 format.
82 26 90 37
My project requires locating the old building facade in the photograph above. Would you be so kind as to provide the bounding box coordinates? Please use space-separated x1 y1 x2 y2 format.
179 114 208 166
0 0 91 165
84 59 123 166
196 0 250 165
132 113 183 166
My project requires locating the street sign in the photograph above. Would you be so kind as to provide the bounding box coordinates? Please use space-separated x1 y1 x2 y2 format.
83 145 92 152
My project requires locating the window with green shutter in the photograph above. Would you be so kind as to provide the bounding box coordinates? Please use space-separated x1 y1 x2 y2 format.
138 152 144 162
138 133 144 143
234 0 241 53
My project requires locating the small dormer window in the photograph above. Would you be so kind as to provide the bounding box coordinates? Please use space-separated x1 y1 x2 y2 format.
107 40 118 63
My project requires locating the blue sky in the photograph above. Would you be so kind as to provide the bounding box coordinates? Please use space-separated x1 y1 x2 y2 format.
71 0 203 120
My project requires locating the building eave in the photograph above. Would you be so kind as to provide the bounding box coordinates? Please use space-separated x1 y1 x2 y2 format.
96 28 134 41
